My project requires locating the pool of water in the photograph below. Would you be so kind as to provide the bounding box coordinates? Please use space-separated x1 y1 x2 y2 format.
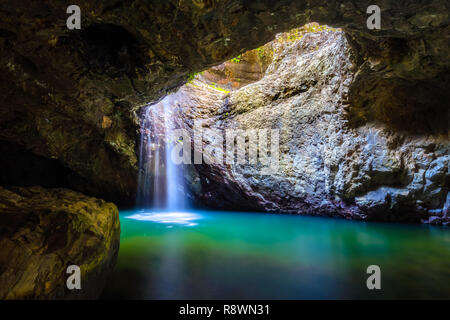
101 210 450 299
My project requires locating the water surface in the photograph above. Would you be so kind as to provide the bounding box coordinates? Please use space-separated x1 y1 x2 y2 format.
101 210 450 299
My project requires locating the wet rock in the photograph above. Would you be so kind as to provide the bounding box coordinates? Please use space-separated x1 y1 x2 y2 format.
0 186 120 299
444 193 450 217
177 30 449 224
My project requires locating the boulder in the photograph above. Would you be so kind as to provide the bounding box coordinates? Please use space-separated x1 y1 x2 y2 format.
170 30 449 224
0 186 120 299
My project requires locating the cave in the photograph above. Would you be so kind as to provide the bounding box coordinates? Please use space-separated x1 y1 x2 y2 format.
0 1 449 301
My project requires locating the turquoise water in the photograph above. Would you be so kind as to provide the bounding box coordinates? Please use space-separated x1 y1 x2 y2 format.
101 210 450 299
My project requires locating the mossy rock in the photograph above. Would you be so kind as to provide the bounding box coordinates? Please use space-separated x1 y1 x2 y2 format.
0 186 120 299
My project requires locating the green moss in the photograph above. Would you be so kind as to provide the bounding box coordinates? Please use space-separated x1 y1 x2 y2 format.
231 55 242 63
186 71 204 83
209 82 230 93
276 23 340 44
187 81 230 94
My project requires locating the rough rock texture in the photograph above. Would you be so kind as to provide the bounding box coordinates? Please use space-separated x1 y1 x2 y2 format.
0 186 120 299
198 41 273 90
0 1 448 203
173 30 449 224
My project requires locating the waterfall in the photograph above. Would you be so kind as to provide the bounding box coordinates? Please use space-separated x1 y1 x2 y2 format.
136 94 188 212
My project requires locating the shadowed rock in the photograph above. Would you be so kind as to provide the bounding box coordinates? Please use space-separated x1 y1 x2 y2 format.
0 1 448 203
0 186 120 299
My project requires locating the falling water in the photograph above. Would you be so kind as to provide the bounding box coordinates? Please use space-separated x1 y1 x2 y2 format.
136 94 188 212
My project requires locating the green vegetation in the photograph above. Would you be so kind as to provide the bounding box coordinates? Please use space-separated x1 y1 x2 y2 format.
256 46 274 66
276 23 340 44
210 82 230 93
231 55 242 63
251 23 339 70
188 81 230 94
186 71 204 83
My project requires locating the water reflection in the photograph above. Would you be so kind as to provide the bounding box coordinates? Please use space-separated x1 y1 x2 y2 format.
102 211 450 299
127 211 202 227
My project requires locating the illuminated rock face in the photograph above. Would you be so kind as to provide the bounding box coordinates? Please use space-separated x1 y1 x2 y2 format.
0 186 120 299
0 1 448 204
175 31 449 224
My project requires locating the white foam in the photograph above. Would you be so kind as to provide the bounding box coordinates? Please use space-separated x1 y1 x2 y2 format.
126 211 201 226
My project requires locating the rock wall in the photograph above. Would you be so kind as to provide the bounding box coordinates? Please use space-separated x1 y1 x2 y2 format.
174 30 449 224
0 1 448 204
0 186 120 299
